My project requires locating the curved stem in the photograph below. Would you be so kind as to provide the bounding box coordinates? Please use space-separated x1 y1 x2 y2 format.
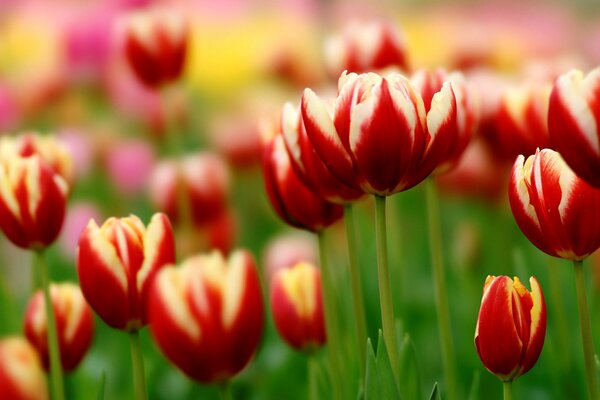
343 204 368 375
573 260 600 400
219 382 233 400
503 381 513 400
37 250 65 400
308 354 318 400
425 179 458 400
317 231 344 400
129 330 148 400
374 195 400 384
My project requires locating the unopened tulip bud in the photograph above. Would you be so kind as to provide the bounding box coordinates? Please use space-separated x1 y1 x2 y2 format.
77 213 175 331
475 275 546 381
270 262 325 351
0 154 68 249
548 68 600 187
123 9 188 88
0 337 48 400
149 250 264 383
24 283 94 372
509 149 600 261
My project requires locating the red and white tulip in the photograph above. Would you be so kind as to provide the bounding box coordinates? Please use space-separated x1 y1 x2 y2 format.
475 275 546 381
548 68 600 187
24 283 94 372
148 250 264 383
77 213 175 331
0 337 48 400
509 149 600 260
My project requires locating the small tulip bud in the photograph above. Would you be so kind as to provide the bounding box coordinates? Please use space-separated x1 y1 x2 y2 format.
24 283 94 372
0 336 48 400
270 262 326 351
77 213 175 331
475 275 546 381
148 250 264 384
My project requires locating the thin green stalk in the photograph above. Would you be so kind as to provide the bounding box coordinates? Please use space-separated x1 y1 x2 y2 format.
374 195 400 384
317 231 344 400
219 383 233 400
503 381 513 400
344 204 368 375
573 260 600 400
425 179 458 400
129 330 148 400
308 354 318 400
37 250 65 400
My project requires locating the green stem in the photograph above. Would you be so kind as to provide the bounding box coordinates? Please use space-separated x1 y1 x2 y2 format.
343 204 368 375
374 195 400 384
129 330 148 400
308 354 318 400
219 382 233 400
503 380 513 400
317 231 344 400
36 250 65 400
425 179 458 400
573 260 600 400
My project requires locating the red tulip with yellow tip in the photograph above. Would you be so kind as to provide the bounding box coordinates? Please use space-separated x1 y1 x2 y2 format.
77 213 175 331
475 275 546 381
270 262 325 351
0 337 48 400
24 283 94 372
148 250 264 384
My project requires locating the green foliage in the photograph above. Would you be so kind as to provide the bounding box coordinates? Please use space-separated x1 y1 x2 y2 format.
365 330 401 400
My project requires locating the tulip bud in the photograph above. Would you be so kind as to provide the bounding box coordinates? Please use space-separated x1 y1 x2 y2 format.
475 275 546 381
148 250 264 383
0 337 48 400
548 68 600 187
324 20 409 78
77 213 175 331
24 283 94 372
509 149 600 261
123 9 188 88
0 154 68 249
270 262 325 351
149 152 229 227
262 134 343 232
302 71 463 195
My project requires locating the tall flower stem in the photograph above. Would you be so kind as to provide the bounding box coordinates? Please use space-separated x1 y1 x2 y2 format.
374 195 400 384
344 204 368 375
36 250 65 400
425 179 458 400
129 330 148 400
573 260 600 400
219 383 233 400
317 231 344 400
308 354 319 400
503 381 513 400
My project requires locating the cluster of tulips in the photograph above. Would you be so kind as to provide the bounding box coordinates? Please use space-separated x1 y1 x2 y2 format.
1 2 600 400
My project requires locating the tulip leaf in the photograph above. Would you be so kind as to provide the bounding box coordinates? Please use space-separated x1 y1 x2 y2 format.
365 330 401 400
398 333 422 400
95 371 106 400
467 370 480 400
428 382 441 400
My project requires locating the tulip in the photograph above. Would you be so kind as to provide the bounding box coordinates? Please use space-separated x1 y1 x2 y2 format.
270 262 326 351
493 82 552 161
509 149 600 261
148 250 264 384
0 337 48 400
474 275 546 381
262 134 343 232
122 8 188 88
281 102 363 204
263 232 317 282
24 283 94 372
77 212 175 331
0 154 68 250
149 153 229 228
548 68 600 187
301 70 462 196
324 20 409 78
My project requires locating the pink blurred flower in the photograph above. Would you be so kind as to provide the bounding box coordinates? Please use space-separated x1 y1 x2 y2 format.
59 202 102 260
0 85 21 131
105 138 155 196
56 128 96 180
